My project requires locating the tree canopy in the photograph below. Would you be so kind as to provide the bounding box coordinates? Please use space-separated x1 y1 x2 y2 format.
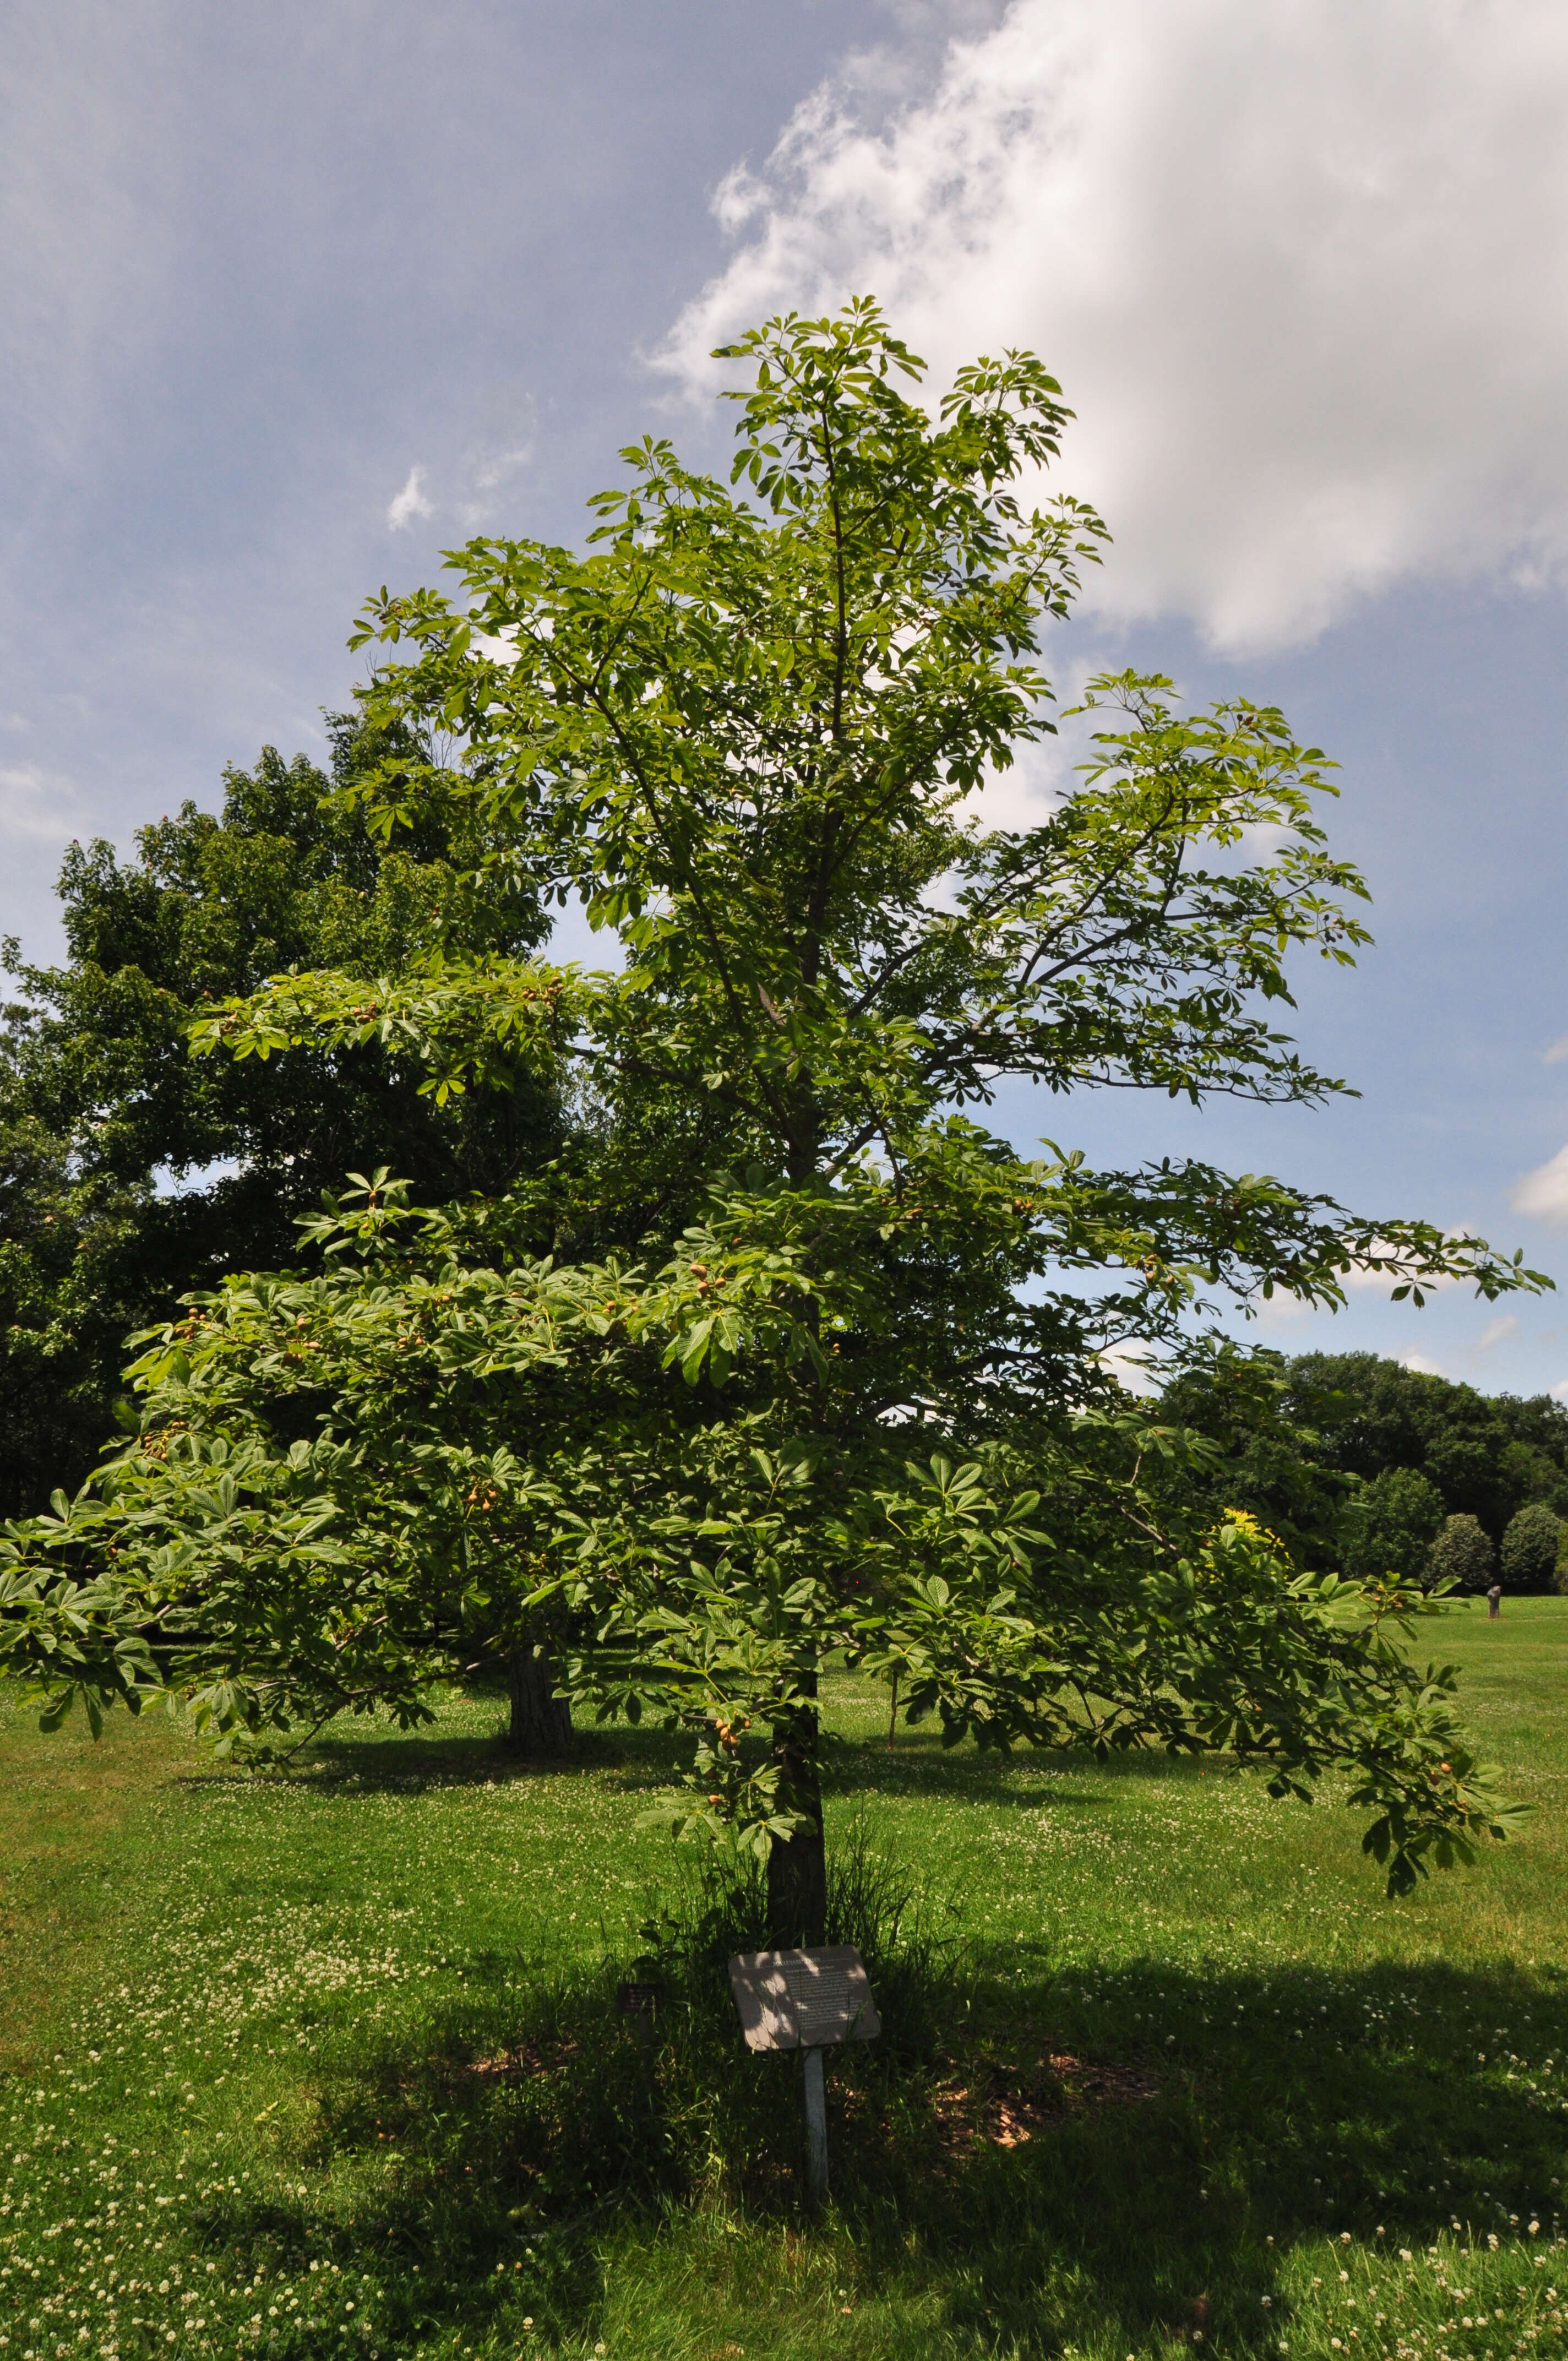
1290 1353 1568 1538
1336 1466 1446 1586
0 302 1547 1927
1500 1503 1562 1593
0 720 560 1517
1166 1349 1568 1585
1426 1514 1495 1594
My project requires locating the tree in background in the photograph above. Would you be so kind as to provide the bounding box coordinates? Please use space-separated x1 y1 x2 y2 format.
2 302 1545 1925
1425 1513 1494 1594
1152 1352 1568 1578
0 720 560 1519
1335 1465 1446 1586
1153 1346 1346 1566
1500 1502 1562 1593
1286 1353 1568 1542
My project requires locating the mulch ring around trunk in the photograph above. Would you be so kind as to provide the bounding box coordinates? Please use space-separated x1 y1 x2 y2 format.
465 2037 581 2082
930 2046 1163 2151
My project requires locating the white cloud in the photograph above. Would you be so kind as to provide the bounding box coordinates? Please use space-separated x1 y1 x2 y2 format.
661 0 1568 651
1397 1348 1448 1378
1512 1144 1568 1226
1553 1378 1568 1403
1544 1036 1568 1065
0 760 79 845
1479 1314 1520 1350
1098 1344 1157 1395
455 441 533 530
1254 1291 1314 1332
452 387 537 527
386 406 536 535
386 464 433 531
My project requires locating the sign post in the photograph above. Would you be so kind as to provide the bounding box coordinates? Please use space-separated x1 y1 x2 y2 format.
728 1944 880 2206
801 2047 828 2203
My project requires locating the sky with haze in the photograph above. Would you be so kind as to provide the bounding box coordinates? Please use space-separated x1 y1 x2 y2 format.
4 0 1568 1394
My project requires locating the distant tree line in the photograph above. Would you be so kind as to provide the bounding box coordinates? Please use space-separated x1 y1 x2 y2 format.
1161 1348 1568 1593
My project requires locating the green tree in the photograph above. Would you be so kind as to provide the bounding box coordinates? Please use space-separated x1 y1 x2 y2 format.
1283 1354 1568 1539
1336 1465 1446 1585
1154 1346 1344 1566
0 720 560 1519
1 302 1544 1921
1500 1503 1561 1593
1425 1513 1494 1593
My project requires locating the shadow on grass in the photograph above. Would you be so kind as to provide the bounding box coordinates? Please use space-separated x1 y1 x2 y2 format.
179 1838 1568 2360
179 1716 693 1795
835 1736 1276 1813
228 1714 1215 1811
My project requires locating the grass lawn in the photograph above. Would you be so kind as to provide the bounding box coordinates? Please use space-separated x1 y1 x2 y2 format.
2 1598 1567 2360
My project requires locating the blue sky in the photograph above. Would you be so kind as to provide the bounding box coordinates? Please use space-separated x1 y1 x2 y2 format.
4 0 1567 1394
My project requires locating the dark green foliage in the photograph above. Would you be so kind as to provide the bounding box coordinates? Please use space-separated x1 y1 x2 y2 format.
1156 1345 1568 1596
1155 1347 1347 1564
1335 1465 1445 1584
1153 1353 1568 1578
1501 1502 1562 1594
1286 1353 1568 1542
0 721 558 1516
1425 1513 1494 1593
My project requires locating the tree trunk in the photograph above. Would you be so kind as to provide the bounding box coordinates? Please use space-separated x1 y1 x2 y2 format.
766 1690 826 1946
506 1634 573 1758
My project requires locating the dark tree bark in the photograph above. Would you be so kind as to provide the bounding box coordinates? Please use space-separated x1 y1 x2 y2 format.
765 1694 827 1946
506 1633 573 1757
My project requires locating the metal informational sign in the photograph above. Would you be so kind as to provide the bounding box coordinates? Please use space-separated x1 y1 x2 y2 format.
728 1943 880 2052
728 1944 879 2205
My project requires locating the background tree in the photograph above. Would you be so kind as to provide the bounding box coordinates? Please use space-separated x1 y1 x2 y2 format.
1425 1513 1494 1593
0 719 560 1519
1499 1502 1562 1593
1335 1465 1446 1585
1283 1354 1568 1542
1 302 1544 1927
1152 1346 1345 1565
1153 1352 1568 1576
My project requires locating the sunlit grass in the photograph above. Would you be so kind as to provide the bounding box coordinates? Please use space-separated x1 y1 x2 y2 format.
2 1601 1566 2357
